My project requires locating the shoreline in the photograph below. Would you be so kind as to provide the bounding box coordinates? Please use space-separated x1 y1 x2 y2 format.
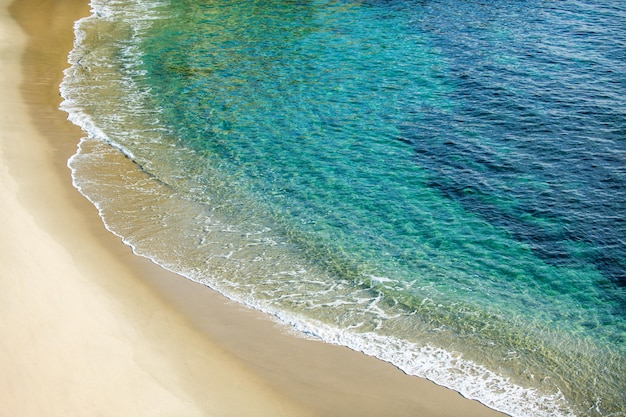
0 0 508 415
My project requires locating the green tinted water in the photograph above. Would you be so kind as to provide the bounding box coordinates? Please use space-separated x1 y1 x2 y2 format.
62 0 626 415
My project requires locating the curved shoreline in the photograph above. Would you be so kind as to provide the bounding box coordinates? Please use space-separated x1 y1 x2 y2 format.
0 0 507 415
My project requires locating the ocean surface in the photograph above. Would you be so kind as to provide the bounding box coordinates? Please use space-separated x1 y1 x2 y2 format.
60 0 625 415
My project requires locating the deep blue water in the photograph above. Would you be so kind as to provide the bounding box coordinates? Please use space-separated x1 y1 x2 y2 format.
62 0 626 415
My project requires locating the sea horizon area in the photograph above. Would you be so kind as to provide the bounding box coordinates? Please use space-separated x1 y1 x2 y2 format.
0 0 510 415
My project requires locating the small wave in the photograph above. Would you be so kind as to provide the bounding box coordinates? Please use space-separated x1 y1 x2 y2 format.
60 4 135 161
60 1 625 416
283 318 576 417
67 136 577 417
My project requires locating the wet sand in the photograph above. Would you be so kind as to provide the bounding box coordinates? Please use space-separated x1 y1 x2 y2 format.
0 0 508 415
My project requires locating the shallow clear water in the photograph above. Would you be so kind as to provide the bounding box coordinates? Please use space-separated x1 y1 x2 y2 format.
61 0 626 415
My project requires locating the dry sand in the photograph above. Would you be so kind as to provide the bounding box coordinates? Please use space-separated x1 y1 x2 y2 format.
0 0 508 415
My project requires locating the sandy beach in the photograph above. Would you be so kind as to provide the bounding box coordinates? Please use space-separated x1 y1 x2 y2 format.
0 0 508 415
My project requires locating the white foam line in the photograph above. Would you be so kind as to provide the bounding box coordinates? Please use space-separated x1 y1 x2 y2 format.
68 135 577 417
60 2 579 416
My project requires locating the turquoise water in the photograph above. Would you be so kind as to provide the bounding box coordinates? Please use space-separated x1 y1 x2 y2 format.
61 0 625 415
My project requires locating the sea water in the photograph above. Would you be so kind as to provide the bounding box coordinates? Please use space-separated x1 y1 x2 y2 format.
60 0 626 415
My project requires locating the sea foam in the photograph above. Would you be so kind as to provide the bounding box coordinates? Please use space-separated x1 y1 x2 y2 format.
61 0 625 416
